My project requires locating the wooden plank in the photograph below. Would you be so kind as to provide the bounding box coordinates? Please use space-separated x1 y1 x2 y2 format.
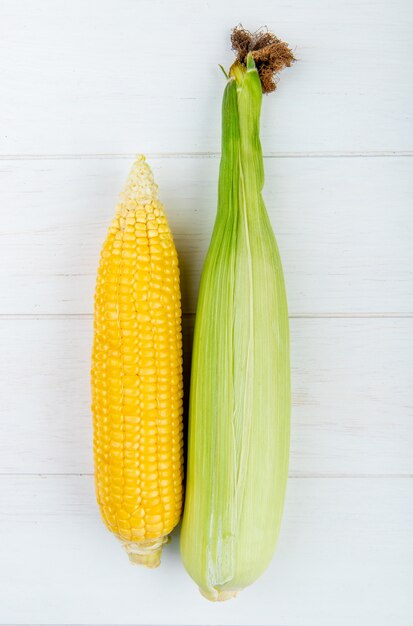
0 156 412 315
0 0 411 154
0 474 411 625
0 317 411 476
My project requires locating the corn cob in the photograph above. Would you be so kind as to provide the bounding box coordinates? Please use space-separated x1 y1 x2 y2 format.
91 155 184 568
181 28 294 599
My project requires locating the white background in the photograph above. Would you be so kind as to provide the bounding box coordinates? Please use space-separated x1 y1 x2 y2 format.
0 1 412 625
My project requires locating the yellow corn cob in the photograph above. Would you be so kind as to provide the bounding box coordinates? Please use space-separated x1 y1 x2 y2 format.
91 155 184 568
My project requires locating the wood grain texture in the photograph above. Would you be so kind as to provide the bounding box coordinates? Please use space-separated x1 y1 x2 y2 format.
0 317 411 476
0 156 412 315
0 0 411 155
1 1 412 623
0 474 411 625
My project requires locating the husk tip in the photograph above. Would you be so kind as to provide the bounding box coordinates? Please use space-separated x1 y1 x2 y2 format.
199 587 239 602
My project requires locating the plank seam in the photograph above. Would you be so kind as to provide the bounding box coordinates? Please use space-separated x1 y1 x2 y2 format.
0 151 412 160
0 472 411 479
0 313 412 320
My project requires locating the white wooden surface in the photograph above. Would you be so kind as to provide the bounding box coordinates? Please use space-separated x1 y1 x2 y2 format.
0 476 412 625
1 317 412 476
0 0 412 624
1 157 412 315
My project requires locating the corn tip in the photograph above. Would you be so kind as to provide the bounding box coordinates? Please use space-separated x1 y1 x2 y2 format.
122 155 158 206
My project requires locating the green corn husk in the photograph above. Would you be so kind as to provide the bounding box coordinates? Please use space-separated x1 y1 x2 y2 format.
180 29 294 601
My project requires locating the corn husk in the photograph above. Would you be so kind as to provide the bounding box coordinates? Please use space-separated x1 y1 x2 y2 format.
181 35 293 600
